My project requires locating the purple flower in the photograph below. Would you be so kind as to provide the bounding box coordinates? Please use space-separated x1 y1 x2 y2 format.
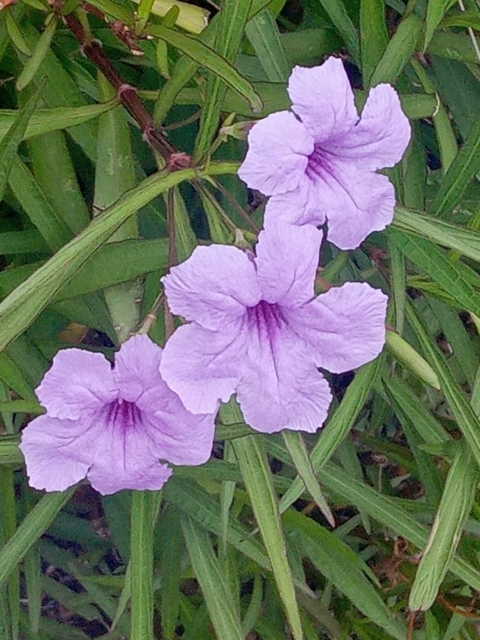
160 224 388 433
20 335 216 495
238 57 411 250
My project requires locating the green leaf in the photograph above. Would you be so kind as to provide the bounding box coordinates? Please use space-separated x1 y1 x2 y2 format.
390 229 480 316
360 0 388 85
0 400 42 415
0 85 42 204
26 127 90 235
245 8 289 83
0 101 116 143
407 302 480 471
16 16 57 91
284 510 407 640
94 75 140 342
313 0 360 64
8 155 73 252
230 428 303 640
0 489 75 589
0 239 169 302
409 443 478 612
182 518 244 640
165 476 271 571
279 358 382 513
131 0 209 33
386 329 440 389
393 207 480 262
0 353 35 399
411 58 457 173
157 507 183 639
370 14 423 86
195 0 254 157
5 11 31 57
424 0 456 50
152 0 271 124
24 544 41 637
317 461 480 593
130 491 157 640
282 431 334 526
147 25 262 114
20 23 100 159
0 230 47 255
381 374 450 445
432 115 480 218
0 161 238 354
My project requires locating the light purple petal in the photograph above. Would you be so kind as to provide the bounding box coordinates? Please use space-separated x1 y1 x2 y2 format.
255 224 322 307
144 405 216 466
330 84 411 170
286 282 387 373
322 165 396 249
238 111 314 196
162 245 261 330
81 403 173 495
114 334 163 403
160 322 248 414
36 349 116 420
237 325 332 433
264 178 327 229
20 415 92 492
88 454 172 496
288 59 358 143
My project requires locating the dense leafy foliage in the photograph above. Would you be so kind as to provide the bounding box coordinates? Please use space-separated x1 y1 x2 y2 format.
1 0 480 638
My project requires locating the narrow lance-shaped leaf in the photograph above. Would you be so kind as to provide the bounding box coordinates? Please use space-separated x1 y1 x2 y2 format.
0 489 75 589
388 229 480 315
8 155 72 252
394 206 480 261
317 461 480 593
0 84 42 204
152 0 272 124
285 510 407 640
409 442 479 612
195 0 254 158
406 302 480 471
0 162 239 354
131 0 209 33
385 329 440 389
0 100 117 143
94 73 141 342
130 491 157 640
410 58 457 173
147 25 262 113
16 16 57 91
223 400 304 640
182 517 244 640
245 8 289 83
360 0 388 86
314 0 360 64
424 0 457 50
165 476 271 572
432 114 480 218
282 431 334 526
370 14 423 86
279 358 382 513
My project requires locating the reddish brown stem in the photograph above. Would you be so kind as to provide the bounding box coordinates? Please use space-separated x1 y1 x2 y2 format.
63 12 179 161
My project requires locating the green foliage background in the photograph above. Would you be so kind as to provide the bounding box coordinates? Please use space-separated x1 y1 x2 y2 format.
1 0 480 638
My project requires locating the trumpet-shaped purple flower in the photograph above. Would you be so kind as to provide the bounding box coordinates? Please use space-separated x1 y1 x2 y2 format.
20 335 216 495
238 57 411 250
160 225 388 433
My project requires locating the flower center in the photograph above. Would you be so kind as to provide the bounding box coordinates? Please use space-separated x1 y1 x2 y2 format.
305 146 333 182
247 300 285 343
104 398 142 434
